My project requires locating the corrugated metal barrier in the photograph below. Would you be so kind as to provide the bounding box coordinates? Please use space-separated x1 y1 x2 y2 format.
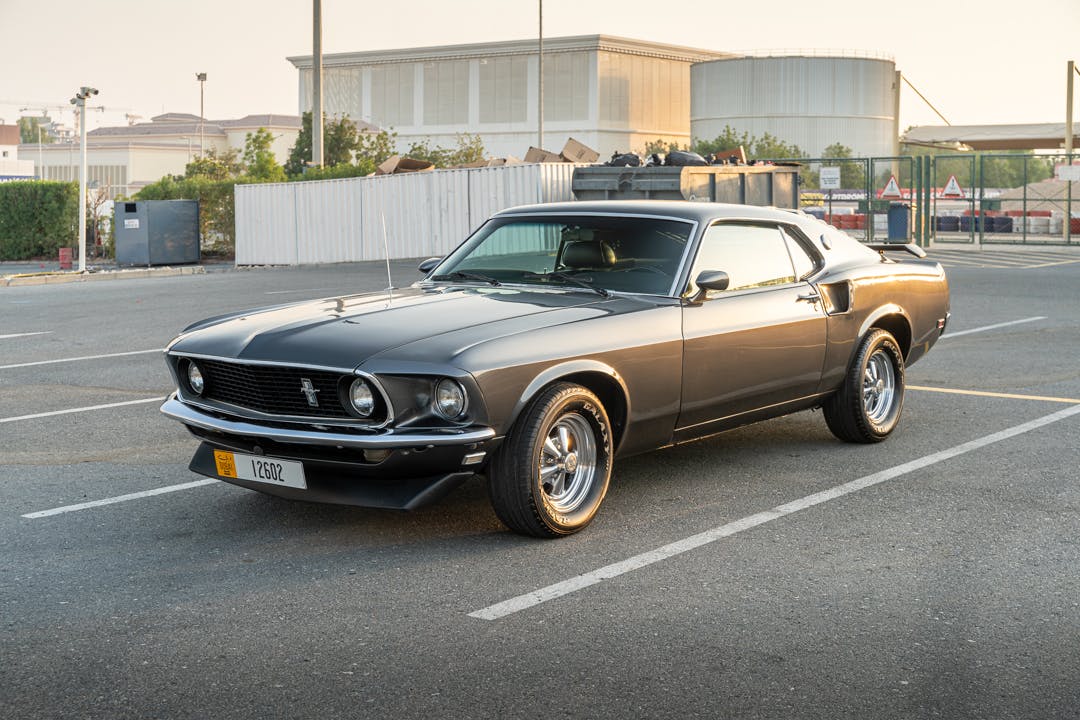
235 163 579 265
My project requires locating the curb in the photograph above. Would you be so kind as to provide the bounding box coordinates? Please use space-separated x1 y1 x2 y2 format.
1 266 206 287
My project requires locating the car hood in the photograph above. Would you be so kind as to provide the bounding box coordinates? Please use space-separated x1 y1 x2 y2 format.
168 285 613 369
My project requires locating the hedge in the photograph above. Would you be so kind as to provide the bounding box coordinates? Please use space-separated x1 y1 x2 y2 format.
0 181 79 260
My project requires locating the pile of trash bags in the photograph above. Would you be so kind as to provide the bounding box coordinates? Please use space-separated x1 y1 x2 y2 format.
604 149 753 168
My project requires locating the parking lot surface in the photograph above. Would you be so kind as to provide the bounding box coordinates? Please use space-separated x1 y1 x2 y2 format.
2 251 1078 719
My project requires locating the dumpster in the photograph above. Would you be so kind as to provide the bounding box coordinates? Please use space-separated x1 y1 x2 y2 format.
887 202 910 241
572 165 800 208
114 200 200 266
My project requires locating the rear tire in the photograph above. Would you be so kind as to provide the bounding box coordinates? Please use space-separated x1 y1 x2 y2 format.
488 383 612 538
823 329 905 443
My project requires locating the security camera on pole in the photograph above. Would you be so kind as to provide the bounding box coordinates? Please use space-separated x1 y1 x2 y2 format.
70 86 98 274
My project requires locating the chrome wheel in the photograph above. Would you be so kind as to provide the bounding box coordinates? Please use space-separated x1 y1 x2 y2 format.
538 413 597 514
823 328 905 444
862 349 896 423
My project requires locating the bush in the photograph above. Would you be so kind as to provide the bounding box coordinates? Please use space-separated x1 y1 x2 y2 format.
0 181 79 260
135 176 237 256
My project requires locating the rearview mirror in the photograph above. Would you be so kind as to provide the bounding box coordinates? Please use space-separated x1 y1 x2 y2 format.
695 270 730 292
417 257 441 274
687 270 730 304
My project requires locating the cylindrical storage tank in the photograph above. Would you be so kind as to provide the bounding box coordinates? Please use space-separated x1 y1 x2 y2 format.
691 54 897 159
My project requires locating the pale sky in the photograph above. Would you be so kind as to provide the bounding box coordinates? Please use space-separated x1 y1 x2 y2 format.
2 0 1077 137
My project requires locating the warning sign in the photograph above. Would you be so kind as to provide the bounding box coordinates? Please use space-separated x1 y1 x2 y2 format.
940 175 965 198
878 175 903 199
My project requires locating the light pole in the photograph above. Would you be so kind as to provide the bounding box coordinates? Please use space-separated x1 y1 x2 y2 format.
70 86 97 273
196 72 207 156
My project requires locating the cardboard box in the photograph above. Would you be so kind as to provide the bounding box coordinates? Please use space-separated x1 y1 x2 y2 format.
560 137 600 164
524 147 564 163
486 155 522 167
375 155 435 175
713 146 747 165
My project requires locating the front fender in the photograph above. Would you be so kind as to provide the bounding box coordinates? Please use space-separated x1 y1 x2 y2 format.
508 359 630 436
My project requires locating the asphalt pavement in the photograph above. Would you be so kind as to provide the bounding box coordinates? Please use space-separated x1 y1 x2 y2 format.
1 249 1078 719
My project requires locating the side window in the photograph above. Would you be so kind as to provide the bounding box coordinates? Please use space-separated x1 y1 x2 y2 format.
693 223 796 294
780 226 820 280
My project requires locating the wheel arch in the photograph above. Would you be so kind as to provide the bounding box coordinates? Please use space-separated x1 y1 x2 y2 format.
511 361 630 452
858 306 912 360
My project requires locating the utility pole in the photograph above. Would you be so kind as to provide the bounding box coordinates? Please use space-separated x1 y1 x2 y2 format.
196 72 207 156
1066 60 1076 243
538 0 544 150
312 0 323 167
70 86 97 273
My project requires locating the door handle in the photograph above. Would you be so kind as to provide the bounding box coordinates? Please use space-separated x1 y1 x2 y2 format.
796 292 821 303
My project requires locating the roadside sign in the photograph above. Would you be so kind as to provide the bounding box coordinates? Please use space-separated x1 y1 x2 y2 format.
879 175 903 199
940 174 965 198
820 166 841 190
1057 165 1080 182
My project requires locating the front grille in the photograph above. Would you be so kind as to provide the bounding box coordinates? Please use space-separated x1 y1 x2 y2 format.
198 360 351 419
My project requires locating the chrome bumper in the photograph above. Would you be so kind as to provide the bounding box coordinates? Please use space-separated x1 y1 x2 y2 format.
160 395 496 450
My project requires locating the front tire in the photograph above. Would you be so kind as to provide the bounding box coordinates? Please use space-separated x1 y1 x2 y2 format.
488 383 613 538
823 328 905 443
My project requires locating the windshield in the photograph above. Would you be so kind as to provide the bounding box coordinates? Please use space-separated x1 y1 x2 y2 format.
430 214 694 295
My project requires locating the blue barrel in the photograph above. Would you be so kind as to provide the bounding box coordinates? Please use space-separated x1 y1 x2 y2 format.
993 216 1013 233
887 203 910 240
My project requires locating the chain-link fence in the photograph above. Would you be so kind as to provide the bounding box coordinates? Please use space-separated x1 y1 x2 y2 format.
769 153 1077 247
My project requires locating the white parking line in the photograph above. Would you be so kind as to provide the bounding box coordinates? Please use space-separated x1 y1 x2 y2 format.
22 479 219 519
469 403 1080 621
0 397 164 424
0 331 52 340
0 348 163 370
943 316 1046 339
264 287 334 295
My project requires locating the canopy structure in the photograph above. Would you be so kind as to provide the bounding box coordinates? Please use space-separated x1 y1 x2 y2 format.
901 123 1080 151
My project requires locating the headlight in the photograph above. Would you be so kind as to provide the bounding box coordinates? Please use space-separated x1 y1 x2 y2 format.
433 378 466 419
349 378 376 417
186 362 205 395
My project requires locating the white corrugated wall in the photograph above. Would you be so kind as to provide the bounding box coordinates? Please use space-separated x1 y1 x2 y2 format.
235 163 580 265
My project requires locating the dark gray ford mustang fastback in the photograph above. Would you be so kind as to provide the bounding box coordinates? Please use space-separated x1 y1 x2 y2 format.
162 200 949 537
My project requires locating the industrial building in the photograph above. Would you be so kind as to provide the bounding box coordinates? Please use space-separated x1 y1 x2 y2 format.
289 35 732 159
0 124 35 180
20 113 302 197
690 53 899 158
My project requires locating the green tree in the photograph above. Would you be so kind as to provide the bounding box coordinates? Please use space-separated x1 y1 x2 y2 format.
751 132 805 160
642 138 687 156
185 147 242 180
902 146 1054 189
690 126 805 161
242 128 286 182
822 142 866 189
404 133 486 168
285 112 363 175
18 116 55 144
691 125 753 156
356 128 398 167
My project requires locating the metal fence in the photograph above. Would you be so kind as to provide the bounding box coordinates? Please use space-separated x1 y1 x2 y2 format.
237 154 1078 265
932 153 1077 245
777 153 1078 247
234 163 579 265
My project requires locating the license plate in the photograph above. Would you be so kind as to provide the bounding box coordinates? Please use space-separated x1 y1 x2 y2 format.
212 449 307 490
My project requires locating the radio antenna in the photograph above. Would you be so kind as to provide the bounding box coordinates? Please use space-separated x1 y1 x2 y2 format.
380 213 394 305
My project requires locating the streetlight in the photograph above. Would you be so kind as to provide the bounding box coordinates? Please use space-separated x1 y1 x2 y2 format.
70 85 97 273
196 72 207 156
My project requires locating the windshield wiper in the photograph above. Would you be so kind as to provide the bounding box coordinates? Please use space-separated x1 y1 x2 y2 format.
431 271 501 287
523 271 610 297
